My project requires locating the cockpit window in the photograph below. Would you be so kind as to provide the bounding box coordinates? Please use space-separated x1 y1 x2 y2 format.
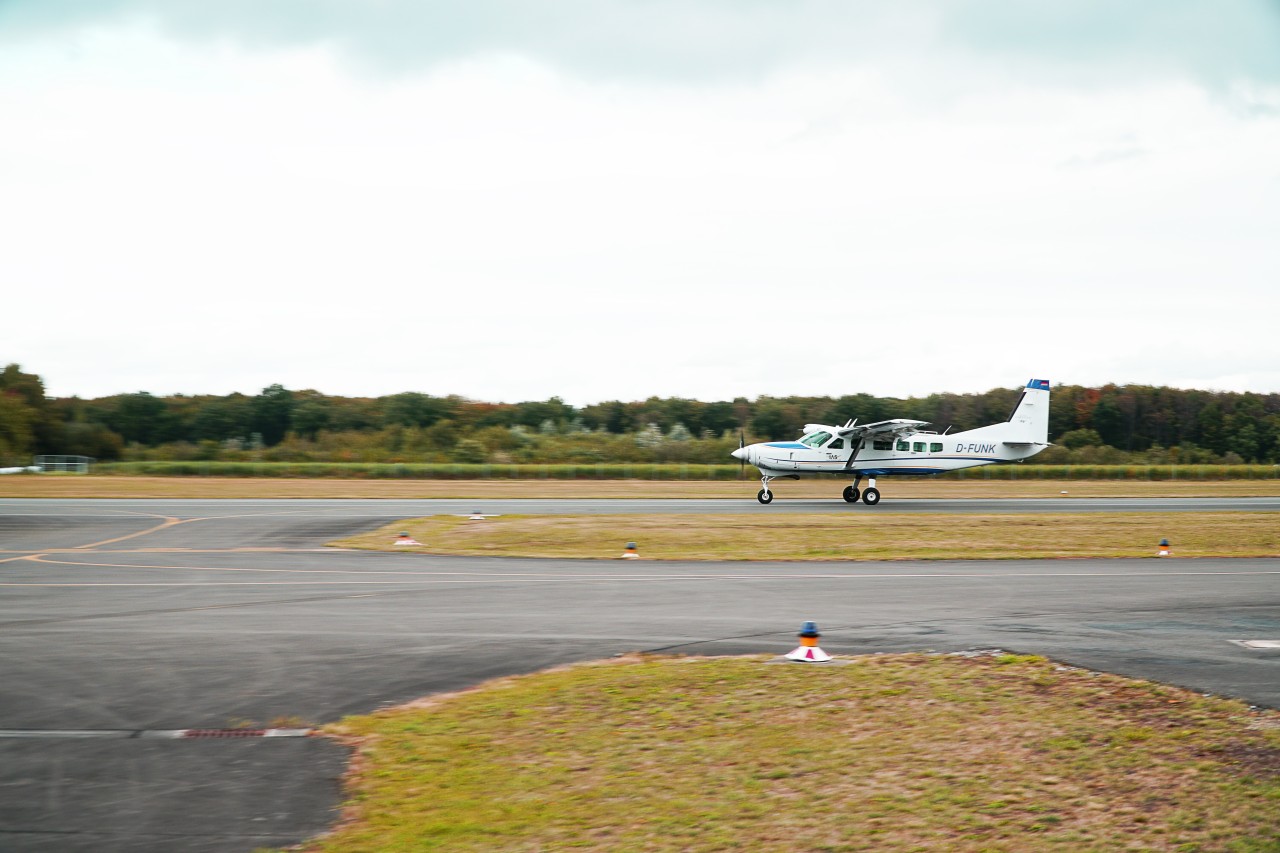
800 431 833 448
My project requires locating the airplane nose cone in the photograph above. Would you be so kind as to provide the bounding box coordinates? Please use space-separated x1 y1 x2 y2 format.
731 446 748 462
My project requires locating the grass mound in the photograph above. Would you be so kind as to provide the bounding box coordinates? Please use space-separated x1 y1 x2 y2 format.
309 654 1280 852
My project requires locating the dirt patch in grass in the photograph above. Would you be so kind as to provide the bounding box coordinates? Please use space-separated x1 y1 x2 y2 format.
6 476 1280 499
335 512 1280 560
303 654 1280 852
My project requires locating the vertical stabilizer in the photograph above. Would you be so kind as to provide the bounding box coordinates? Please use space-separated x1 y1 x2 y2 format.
1006 379 1050 444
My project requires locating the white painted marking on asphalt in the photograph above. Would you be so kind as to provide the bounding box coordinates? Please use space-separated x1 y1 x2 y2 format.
1232 640 1280 649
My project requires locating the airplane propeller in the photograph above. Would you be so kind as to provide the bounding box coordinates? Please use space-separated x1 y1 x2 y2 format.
738 430 746 478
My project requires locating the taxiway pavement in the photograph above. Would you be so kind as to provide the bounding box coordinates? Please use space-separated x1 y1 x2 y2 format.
1 498 1277 851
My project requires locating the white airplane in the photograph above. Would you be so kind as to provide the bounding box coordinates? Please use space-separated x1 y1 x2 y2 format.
731 378 1051 505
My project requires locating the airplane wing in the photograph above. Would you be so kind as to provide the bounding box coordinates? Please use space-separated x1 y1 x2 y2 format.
835 418 929 439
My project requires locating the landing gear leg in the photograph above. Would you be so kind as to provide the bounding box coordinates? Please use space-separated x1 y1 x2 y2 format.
862 477 881 506
757 474 774 505
842 474 863 504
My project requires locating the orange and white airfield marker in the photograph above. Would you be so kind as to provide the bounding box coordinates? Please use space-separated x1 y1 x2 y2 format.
784 620 833 662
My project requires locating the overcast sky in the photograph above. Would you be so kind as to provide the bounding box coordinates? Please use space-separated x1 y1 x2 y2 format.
3 1 1278 404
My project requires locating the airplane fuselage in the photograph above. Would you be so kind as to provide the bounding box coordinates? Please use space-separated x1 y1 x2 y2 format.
741 427 1038 478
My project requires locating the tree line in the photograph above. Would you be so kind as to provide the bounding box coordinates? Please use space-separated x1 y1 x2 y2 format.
3 363 1279 467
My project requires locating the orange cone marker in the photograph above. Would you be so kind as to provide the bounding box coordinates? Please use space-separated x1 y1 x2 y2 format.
620 541 639 559
1158 538 1171 557
785 621 832 662
394 532 421 546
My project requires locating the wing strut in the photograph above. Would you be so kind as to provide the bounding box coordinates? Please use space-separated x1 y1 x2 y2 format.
844 438 865 470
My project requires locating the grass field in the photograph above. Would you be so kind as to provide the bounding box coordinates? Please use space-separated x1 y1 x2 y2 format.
6 475 1280 499
9 476 1277 560
304 654 1280 852
335 512 1280 561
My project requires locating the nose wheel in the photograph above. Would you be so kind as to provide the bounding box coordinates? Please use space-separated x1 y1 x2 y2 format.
757 474 775 504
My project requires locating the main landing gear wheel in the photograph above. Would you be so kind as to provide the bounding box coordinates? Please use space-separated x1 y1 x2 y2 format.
842 485 860 503
862 487 881 506
757 489 774 504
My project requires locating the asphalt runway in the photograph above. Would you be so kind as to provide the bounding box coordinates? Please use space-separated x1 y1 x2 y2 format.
2 498 1278 851
6 495 1280 522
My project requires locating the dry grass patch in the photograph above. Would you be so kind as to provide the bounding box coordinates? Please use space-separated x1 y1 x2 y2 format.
335 512 1280 560
304 655 1280 852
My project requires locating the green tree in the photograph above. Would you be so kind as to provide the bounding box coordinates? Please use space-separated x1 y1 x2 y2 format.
251 384 294 446
1059 428 1104 449
1226 421 1259 461
1197 402 1227 455
190 394 253 442
824 394 888 427
57 421 123 459
105 392 172 445
513 397 575 430
381 392 450 428
0 391 38 464
582 401 635 434
325 397 380 432
701 401 738 436
453 438 487 463
0 363 59 455
291 392 333 439
750 400 793 439
1090 394 1126 449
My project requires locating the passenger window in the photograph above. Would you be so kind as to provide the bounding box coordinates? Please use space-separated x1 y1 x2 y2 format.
912 442 925 452
873 440 892 451
829 438 845 450
930 443 943 453
896 440 909 452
